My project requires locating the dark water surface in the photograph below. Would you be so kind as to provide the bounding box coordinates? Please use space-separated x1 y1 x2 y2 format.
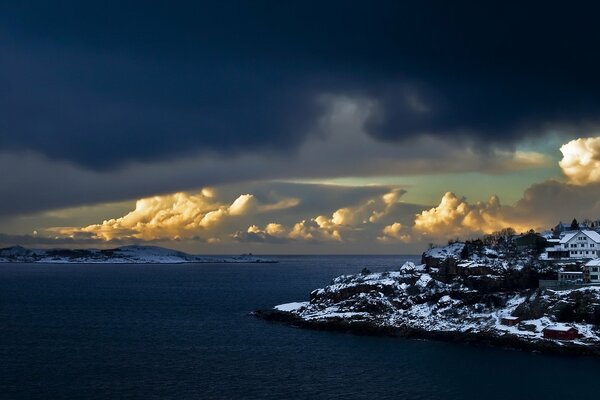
1 255 599 399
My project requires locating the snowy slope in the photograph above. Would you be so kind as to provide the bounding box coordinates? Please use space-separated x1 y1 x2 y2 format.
264 262 600 354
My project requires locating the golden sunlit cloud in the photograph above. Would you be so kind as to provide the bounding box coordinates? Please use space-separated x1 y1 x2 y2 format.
237 220 342 243
43 182 563 249
559 136 600 185
411 192 531 239
53 190 299 241
330 188 405 226
377 222 411 243
235 188 406 243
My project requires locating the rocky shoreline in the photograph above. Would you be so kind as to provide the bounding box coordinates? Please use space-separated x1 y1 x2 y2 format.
254 308 600 356
254 241 600 356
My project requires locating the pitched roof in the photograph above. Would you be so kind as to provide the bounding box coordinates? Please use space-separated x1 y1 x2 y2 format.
559 231 577 244
544 325 577 332
583 230 600 242
559 230 600 244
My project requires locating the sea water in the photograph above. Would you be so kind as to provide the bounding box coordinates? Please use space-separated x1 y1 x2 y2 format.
1 256 598 399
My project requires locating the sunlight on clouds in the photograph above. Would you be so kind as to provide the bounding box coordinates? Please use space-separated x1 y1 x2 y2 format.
297 187 406 242
331 188 405 226
510 150 551 169
47 183 556 249
246 223 288 239
302 187 405 241
377 222 411 243
237 220 342 243
234 188 405 243
54 190 299 241
411 192 531 240
228 194 254 215
291 218 342 242
559 137 600 185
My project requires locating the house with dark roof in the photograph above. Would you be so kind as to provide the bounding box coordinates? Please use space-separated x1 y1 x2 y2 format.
553 221 573 236
513 232 547 252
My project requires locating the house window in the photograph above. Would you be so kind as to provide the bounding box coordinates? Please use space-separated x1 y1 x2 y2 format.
593 267 599 272
586 251 589 254
592 244 596 247
591 275 599 280
581 244 585 247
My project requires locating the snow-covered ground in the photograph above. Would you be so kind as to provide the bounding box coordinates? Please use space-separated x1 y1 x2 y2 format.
423 242 465 260
272 263 600 349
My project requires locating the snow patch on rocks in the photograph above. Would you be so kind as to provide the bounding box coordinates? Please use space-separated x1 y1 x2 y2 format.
272 261 600 351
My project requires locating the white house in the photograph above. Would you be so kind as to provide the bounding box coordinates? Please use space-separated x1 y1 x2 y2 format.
559 230 600 259
585 259 600 283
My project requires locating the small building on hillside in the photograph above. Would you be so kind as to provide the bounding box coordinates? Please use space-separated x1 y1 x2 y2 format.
543 326 579 340
559 230 600 259
558 270 583 284
554 221 573 236
584 259 600 283
500 316 521 326
514 232 548 252
544 238 568 259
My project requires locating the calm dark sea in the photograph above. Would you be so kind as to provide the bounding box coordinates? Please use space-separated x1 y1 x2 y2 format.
1 255 599 399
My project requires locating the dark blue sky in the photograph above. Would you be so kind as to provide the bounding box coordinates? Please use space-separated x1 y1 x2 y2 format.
3 1 600 252
1 1 599 169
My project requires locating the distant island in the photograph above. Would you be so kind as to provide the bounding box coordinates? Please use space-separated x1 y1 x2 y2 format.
256 222 600 356
0 245 277 264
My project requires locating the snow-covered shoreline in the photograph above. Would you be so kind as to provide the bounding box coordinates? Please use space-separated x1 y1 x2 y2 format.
0 245 277 264
256 260 600 356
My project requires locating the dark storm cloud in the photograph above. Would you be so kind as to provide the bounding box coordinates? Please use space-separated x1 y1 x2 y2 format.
1 1 599 169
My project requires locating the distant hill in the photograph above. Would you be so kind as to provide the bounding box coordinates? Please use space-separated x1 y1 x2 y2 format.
0 245 277 264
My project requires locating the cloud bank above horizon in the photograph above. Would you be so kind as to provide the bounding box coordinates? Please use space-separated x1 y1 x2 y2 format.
9 139 600 253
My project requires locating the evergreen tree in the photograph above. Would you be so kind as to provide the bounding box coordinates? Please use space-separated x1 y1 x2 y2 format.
460 245 469 260
571 218 579 231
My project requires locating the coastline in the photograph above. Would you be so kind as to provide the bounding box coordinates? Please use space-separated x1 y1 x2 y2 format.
254 308 600 357
0 259 278 265
253 240 600 357
0 245 278 264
